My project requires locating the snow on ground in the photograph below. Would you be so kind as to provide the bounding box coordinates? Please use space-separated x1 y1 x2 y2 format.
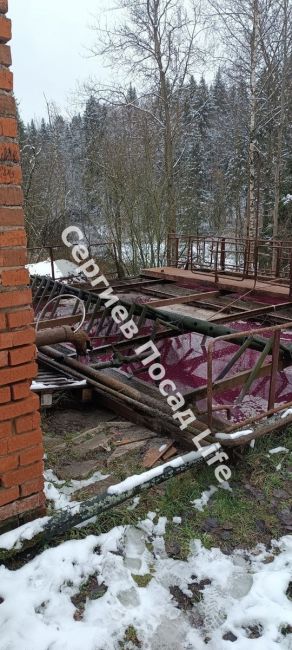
268 447 289 455
191 482 233 513
0 515 291 650
44 469 111 516
191 485 218 512
27 259 82 279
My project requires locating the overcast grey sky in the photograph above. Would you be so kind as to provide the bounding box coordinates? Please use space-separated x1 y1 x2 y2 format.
9 0 117 123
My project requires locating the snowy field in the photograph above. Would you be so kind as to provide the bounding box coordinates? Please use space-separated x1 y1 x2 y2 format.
0 516 291 649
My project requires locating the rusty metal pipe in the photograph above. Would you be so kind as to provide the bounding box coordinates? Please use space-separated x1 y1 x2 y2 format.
35 326 77 347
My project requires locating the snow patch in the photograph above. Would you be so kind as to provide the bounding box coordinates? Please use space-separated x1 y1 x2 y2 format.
0 523 292 649
27 259 82 279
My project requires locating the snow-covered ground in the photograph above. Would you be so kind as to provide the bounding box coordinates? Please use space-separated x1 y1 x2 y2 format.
27 259 82 279
0 517 291 649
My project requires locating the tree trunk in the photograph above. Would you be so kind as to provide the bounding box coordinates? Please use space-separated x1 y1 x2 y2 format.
272 0 288 274
152 3 176 248
247 0 260 260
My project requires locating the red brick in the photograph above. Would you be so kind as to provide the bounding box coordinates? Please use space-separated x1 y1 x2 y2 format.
15 409 40 435
8 429 42 453
0 327 34 350
21 476 44 498
0 1 8 15
0 207 24 226
20 445 43 466
0 15 11 43
0 229 26 248
11 381 30 400
0 437 7 455
0 385 9 403
0 142 19 163
0 329 11 348
8 344 36 366
0 67 12 90
12 328 35 347
0 43 10 65
6 308 33 329
2 460 43 488
0 312 5 329
0 393 39 422
0 164 21 184
0 350 7 366
0 491 45 519
0 454 18 473
0 248 27 267
1 268 29 286
0 485 19 508
0 419 11 438
0 92 15 116
0 184 23 205
0 117 17 137
0 288 32 309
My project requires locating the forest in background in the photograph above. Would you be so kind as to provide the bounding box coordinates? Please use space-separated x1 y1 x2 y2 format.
19 0 292 275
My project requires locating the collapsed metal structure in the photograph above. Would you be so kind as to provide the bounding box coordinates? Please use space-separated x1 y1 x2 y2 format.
31 261 292 448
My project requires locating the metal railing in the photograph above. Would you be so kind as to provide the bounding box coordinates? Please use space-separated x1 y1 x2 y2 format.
167 235 292 293
205 321 292 430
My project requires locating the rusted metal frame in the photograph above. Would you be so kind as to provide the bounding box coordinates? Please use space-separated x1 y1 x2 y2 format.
83 294 93 317
30 274 40 292
145 291 220 308
215 240 220 284
206 320 292 430
268 330 281 410
198 404 232 420
212 301 292 324
32 276 49 308
86 298 102 333
31 276 292 356
141 286 193 299
36 314 88 331
215 337 254 382
44 280 65 313
216 410 292 447
289 250 292 297
34 278 56 313
111 278 167 290
104 310 117 337
89 328 180 358
207 288 256 322
143 288 221 305
184 361 280 406
38 349 207 441
228 396 292 433
67 294 86 321
47 285 68 318
207 344 214 428
237 337 273 403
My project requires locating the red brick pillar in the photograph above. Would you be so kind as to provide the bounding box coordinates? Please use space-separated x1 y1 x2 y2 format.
0 0 45 529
